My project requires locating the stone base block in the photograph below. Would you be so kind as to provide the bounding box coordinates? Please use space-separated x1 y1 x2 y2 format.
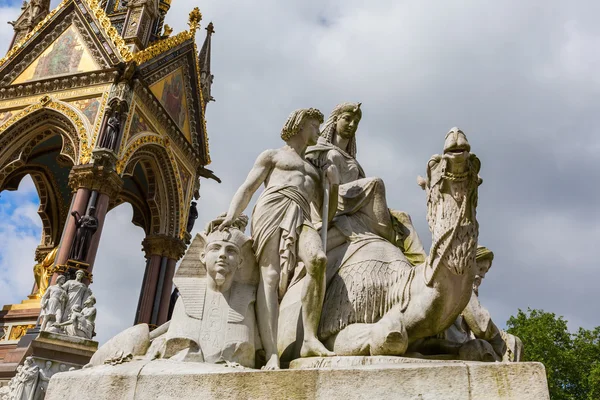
46 358 549 400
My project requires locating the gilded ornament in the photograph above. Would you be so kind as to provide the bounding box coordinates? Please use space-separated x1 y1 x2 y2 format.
85 0 133 61
133 31 193 65
188 8 202 33
33 247 58 299
8 324 35 341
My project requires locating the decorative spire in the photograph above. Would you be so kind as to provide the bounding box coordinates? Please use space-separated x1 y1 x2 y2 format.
198 22 215 109
7 0 51 51
188 7 202 34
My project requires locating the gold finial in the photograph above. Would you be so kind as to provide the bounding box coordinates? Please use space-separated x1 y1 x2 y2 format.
163 24 173 37
188 7 202 33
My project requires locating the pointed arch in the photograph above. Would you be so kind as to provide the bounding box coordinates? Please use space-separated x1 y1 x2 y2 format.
0 96 92 169
1 165 68 248
117 135 183 238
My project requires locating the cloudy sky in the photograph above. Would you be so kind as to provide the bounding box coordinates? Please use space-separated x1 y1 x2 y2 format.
0 0 599 344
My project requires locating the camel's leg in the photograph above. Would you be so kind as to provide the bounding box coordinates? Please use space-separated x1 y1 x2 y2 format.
325 324 372 356
369 313 408 356
326 312 408 356
256 236 282 370
298 225 335 358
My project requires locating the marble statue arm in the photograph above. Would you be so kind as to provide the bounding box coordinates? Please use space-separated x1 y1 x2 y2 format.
324 153 340 223
52 315 75 327
71 211 81 226
219 150 275 230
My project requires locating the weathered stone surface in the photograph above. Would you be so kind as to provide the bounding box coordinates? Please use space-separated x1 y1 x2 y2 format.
46 359 549 400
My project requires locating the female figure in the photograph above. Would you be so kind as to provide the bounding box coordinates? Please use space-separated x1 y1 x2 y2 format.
80 296 97 339
306 102 426 265
62 270 92 317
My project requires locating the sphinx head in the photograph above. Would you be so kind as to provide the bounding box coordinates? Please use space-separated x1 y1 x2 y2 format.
473 246 494 293
200 224 251 292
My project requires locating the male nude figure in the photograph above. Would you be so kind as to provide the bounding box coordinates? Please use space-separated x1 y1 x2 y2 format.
219 108 338 369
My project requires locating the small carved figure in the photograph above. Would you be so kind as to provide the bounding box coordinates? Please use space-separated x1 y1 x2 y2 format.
52 305 89 339
34 360 54 400
62 270 92 319
219 108 337 369
69 207 98 262
40 275 67 332
99 111 121 150
186 201 198 233
10 357 39 400
81 296 97 339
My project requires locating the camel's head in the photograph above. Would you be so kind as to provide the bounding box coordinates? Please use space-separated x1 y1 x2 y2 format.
443 127 471 175
418 128 482 285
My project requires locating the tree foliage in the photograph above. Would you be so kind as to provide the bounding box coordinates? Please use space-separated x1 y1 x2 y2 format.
506 308 600 400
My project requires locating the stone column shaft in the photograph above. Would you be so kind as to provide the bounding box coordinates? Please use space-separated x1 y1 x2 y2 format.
157 258 177 325
135 254 162 325
52 188 90 284
83 192 110 269
136 235 186 326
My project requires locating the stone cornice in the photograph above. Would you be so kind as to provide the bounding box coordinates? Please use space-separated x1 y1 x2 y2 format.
0 70 119 102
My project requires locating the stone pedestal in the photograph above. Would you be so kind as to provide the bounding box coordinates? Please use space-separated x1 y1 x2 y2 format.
28 331 98 367
46 358 549 400
0 331 97 386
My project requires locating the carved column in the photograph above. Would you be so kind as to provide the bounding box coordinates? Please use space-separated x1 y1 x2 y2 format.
136 235 186 326
52 187 91 283
52 150 123 283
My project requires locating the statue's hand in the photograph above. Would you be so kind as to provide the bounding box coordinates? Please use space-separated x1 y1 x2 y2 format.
217 216 234 231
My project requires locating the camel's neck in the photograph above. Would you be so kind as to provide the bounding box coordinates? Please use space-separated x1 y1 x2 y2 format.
424 156 480 286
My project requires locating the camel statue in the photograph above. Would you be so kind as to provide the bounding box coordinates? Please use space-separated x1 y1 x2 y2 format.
278 128 482 360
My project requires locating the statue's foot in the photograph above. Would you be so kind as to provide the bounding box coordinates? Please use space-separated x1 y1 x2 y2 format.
261 354 280 370
300 338 335 358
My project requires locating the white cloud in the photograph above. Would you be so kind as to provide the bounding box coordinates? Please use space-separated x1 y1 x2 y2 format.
0 176 42 306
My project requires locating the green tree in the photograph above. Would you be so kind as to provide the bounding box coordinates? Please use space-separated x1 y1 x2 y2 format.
588 362 600 400
506 308 600 400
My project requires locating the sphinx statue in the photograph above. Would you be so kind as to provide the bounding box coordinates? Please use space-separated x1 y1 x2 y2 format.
86 215 260 369
278 124 483 361
160 214 259 367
